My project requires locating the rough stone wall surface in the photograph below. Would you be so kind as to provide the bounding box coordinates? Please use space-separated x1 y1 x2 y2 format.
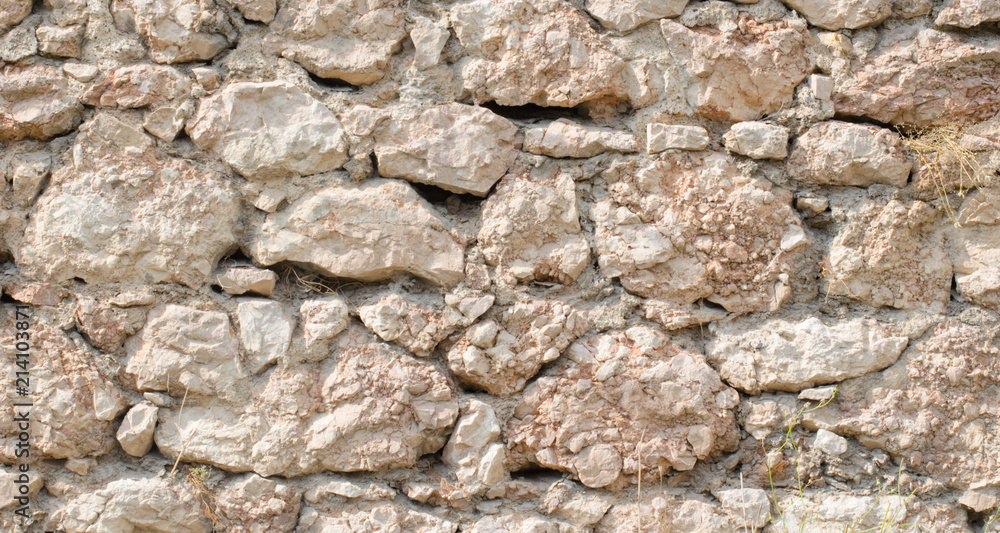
2 0 1000 531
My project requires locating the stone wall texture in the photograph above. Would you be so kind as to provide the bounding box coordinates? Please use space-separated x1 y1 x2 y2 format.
2 0 1000 531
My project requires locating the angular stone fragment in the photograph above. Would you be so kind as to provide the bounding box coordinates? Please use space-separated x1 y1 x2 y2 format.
75 298 127 353
805 321 1000 487
410 17 448 70
116 401 158 457
238 300 294 373
812 428 848 456
706 316 909 394
300 296 351 346
154 326 458 476
787 121 911 187
124 304 245 397
947 223 1000 309
373 104 518 196
642 299 729 331
479 162 591 285
51 476 212 533
451 0 628 107
112 0 230 63
36 23 85 57
0 319 127 460
4 281 65 306
233 0 276 23
187 81 349 180
723 121 789 160
715 489 770 530
585 0 688 32
936 0 1000 28
508 327 740 487
81 64 191 108
251 179 465 287
773 491 907 533
524 119 638 158
144 100 195 142
215 265 277 296
19 114 240 288
825 197 951 312
63 62 99 82
0 65 83 142
267 0 405 85
661 18 813 121
833 25 1000 126
0 23 37 62
593 153 808 314
359 293 492 357
446 300 588 395
782 0 892 30
215 474 301 533
647 123 709 152
0 0 32 32
442 400 506 494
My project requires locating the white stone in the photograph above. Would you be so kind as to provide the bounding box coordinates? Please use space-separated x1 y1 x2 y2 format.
585 0 688 31
723 122 789 159
715 488 770 529
116 402 159 457
301 296 352 346
935 0 1000 28
251 179 465 287
0 0 31 32
215 266 277 296
647 123 709 153
787 121 912 187
442 400 505 493
0 65 83 141
112 0 230 63
187 81 349 180
238 300 294 373
813 429 848 456
233 0 276 23
781 0 892 30
53 477 212 532
410 17 449 69
524 119 638 158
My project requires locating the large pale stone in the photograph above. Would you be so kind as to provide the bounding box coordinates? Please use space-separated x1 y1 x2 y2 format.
81 64 191 109
0 65 83 142
707 316 909 394
299 499 456 533
35 23 85 57
787 121 911 187
75 297 127 353
593 153 808 314
646 123 709 152
52 477 212 533
782 0 892 30
773 491 907 533
723 121 789 160
238 300 294 373
524 119 638 158
373 104 518 196
410 17 449 70
300 296 352 346
251 179 465 287
359 293 492 357
116 402 158 457
187 81 349 180
0 0 32 32
947 222 1000 309
215 475 301 532
214 265 277 296
833 24 1000 126
267 0 405 85
715 489 770 530
585 0 687 32
936 0 1000 28
112 0 230 63
445 300 588 395
479 161 591 285
508 327 740 488
154 326 459 476
0 320 127 460
441 400 506 493
825 197 951 312
804 320 1000 487
661 18 813 121
19 114 240 288
451 0 628 107
124 304 245 397
233 0 276 23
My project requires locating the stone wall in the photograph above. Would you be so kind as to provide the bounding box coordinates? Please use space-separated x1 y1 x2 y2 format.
1 0 1000 531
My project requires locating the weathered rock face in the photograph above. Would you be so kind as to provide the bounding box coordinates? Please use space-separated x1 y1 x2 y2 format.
833 24 1000 126
0 65 83 141
0 0 32 33
948 222 1000 310
187 82 349 180
593 153 809 314
445 299 588 395
250 178 465 287
787 121 912 187
215 474 301 533
824 196 951 312
19 114 240 289
153 326 459 476
723 121 789 160
373 104 518 196
707 316 909 394
299 498 457 533
451 0 628 107
479 161 591 285
524 119 637 159
266 0 405 85
81 64 191 109
112 0 231 63
661 17 814 121
585 0 687 32
0 320 127 460
782 0 892 30
359 293 492 357
805 320 1000 487
508 327 740 488
936 0 1000 28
